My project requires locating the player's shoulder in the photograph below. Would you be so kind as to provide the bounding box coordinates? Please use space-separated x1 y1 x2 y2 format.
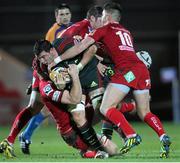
109 22 130 33
47 23 59 34
70 19 89 30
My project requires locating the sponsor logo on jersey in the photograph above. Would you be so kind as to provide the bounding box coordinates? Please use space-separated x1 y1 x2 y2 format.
43 84 53 96
145 79 151 86
90 81 98 88
151 117 162 130
52 91 61 102
124 71 135 83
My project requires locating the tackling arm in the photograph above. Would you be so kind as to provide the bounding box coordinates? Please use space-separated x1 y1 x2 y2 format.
54 37 95 64
77 44 97 71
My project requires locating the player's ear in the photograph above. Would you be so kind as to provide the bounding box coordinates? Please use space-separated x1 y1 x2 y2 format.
90 15 96 22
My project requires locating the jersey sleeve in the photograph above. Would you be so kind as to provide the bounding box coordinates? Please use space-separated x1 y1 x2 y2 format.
88 25 108 42
32 70 40 91
39 80 63 103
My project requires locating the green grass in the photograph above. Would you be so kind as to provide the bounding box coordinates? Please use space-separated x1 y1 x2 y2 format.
0 122 180 162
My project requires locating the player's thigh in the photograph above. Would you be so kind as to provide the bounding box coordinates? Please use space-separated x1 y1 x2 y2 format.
133 90 150 117
100 83 128 115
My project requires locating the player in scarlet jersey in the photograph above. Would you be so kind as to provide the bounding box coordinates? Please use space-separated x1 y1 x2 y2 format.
55 2 171 158
18 3 73 155
0 40 119 159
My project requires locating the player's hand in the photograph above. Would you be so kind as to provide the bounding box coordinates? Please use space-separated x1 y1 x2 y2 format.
68 64 79 80
49 67 70 90
97 62 108 77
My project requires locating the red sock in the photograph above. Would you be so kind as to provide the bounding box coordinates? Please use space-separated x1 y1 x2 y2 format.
7 108 32 144
119 102 135 113
106 107 136 137
144 112 165 137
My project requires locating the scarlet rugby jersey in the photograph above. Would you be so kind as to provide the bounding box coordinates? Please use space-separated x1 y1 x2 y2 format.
89 22 142 69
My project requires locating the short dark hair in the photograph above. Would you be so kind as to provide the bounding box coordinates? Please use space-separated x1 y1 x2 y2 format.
33 39 52 56
86 6 103 19
103 2 122 15
55 3 71 13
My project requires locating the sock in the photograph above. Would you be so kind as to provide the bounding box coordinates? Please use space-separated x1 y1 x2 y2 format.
144 112 165 137
61 129 88 151
119 102 135 113
78 122 103 151
106 107 136 137
101 120 113 140
7 108 32 144
22 112 46 141
74 135 88 151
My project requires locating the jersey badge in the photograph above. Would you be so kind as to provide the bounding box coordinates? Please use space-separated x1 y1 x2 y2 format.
43 84 53 96
124 71 135 83
90 81 98 88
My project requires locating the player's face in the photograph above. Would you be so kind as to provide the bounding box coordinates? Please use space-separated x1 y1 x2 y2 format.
90 16 103 29
38 51 53 65
56 8 71 25
94 17 103 29
102 10 109 25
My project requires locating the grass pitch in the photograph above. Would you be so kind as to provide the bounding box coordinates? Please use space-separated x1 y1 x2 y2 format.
0 122 180 162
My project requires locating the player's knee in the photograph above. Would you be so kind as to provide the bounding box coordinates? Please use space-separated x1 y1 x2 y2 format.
137 108 149 120
71 111 86 126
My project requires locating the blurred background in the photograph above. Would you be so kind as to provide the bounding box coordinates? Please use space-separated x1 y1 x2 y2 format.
0 0 180 125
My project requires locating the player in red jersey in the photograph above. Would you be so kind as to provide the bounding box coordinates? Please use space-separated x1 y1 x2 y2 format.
56 2 171 158
0 39 119 159
51 6 110 154
18 3 73 155
50 5 143 154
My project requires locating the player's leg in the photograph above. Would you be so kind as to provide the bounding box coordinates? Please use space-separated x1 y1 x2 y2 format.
101 101 136 141
133 90 171 158
99 83 142 154
46 102 89 152
19 105 50 154
0 91 43 158
70 97 106 154
44 101 107 159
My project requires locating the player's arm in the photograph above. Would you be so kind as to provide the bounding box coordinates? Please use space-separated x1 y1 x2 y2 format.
40 77 81 105
62 37 95 61
61 64 82 104
77 44 97 71
53 37 95 66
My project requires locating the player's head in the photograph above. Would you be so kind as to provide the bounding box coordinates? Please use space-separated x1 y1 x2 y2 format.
102 2 122 25
86 6 103 29
55 3 72 25
33 39 57 65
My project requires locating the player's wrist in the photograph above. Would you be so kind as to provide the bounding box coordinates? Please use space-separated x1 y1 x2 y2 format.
54 56 62 64
77 63 84 71
71 75 79 81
